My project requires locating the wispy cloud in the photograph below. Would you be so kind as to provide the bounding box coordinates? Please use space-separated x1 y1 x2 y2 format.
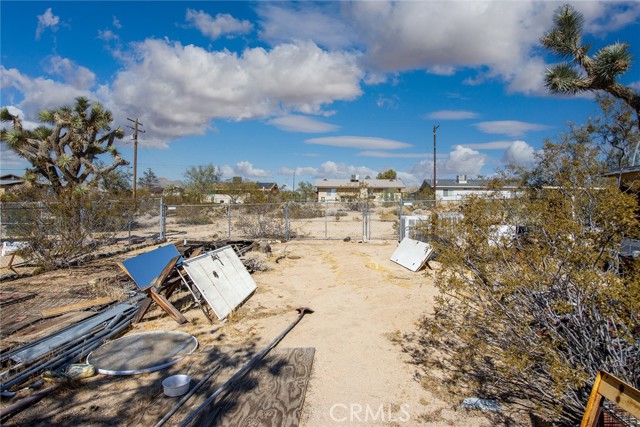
305 136 411 150
269 115 338 133
279 161 376 179
475 120 551 137
462 140 515 150
358 151 428 158
185 9 253 40
426 110 479 120
36 8 60 40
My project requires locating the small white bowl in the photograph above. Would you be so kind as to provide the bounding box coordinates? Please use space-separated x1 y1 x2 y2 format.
162 374 191 397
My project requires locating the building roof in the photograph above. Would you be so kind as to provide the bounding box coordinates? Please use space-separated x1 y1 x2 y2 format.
256 182 278 191
419 178 518 190
0 174 24 186
602 165 640 177
315 178 405 189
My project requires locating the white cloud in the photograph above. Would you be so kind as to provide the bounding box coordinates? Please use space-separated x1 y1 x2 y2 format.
358 151 427 158
233 161 271 178
108 39 363 147
257 2 639 96
257 3 355 50
3 106 40 131
112 16 122 29
426 110 479 120
409 145 486 181
279 161 376 179
305 136 411 150
0 142 26 167
36 8 60 40
269 115 338 133
1 66 94 118
44 56 96 90
442 145 487 175
462 140 515 150
185 10 253 40
475 120 551 137
501 140 537 167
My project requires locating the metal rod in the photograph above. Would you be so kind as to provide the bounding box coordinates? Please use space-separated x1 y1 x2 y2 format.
179 307 314 426
154 364 222 427
1 310 134 392
0 384 60 422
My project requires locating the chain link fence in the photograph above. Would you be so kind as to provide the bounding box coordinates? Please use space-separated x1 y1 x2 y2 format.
1 197 164 247
163 199 456 242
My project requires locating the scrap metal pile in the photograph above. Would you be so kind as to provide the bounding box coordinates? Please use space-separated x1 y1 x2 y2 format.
0 239 315 426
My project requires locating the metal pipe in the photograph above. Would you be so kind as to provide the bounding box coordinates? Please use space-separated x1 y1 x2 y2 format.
1 310 134 392
179 307 314 427
0 384 60 422
154 364 222 427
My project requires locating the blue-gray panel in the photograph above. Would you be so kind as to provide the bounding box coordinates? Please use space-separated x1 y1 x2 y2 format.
120 244 181 290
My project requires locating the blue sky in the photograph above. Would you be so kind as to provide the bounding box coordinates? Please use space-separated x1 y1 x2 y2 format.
2 1 639 189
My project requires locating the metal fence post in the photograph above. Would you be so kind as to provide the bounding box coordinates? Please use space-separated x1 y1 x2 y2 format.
284 202 290 241
159 197 166 241
227 203 232 239
324 200 328 239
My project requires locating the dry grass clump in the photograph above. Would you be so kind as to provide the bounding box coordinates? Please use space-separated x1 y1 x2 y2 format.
242 252 273 272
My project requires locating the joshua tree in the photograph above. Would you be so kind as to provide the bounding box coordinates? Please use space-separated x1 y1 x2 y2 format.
541 4 640 163
1 97 128 195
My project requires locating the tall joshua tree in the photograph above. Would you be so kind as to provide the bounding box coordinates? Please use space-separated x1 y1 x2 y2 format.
1 97 129 195
542 5 640 143
542 4 640 116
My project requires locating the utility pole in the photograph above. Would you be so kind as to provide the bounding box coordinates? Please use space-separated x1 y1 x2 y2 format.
433 124 439 208
127 118 144 199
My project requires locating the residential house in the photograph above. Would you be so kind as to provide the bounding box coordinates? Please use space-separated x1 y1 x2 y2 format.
0 174 24 196
315 176 405 202
208 181 279 204
414 175 518 202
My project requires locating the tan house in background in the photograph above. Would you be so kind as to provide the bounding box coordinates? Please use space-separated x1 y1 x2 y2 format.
315 176 405 202
0 174 24 196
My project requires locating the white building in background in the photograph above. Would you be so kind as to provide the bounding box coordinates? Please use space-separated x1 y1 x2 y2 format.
415 175 519 202
315 176 405 202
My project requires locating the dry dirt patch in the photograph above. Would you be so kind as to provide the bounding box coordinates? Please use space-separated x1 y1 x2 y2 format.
2 239 503 426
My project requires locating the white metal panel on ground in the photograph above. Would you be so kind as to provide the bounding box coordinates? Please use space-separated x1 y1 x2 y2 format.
390 237 434 272
182 246 257 320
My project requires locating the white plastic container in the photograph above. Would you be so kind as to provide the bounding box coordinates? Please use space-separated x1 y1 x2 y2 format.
162 374 191 397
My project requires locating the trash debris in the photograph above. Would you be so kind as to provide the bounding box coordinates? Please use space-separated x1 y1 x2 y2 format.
162 374 191 397
180 246 257 320
390 237 434 272
87 331 198 375
462 397 501 412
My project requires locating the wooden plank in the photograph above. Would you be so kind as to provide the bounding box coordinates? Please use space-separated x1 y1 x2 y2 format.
147 286 188 324
151 255 181 288
6 311 95 344
581 371 604 427
194 348 315 427
596 372 640 419
0 292 37 307
131 298 153 324
41 297 114 318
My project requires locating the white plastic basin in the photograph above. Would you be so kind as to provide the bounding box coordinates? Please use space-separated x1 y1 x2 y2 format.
162 374 191 397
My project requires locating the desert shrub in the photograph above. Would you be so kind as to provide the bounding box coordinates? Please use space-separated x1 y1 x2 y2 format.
174 205 213 225
234 212 287 239
417 140 639 425
287 202 324 219
4 187 138 269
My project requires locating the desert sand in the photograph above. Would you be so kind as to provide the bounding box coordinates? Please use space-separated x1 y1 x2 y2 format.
1 239 508 426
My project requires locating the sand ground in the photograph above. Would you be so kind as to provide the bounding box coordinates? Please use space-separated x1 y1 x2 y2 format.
1 239 513 426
